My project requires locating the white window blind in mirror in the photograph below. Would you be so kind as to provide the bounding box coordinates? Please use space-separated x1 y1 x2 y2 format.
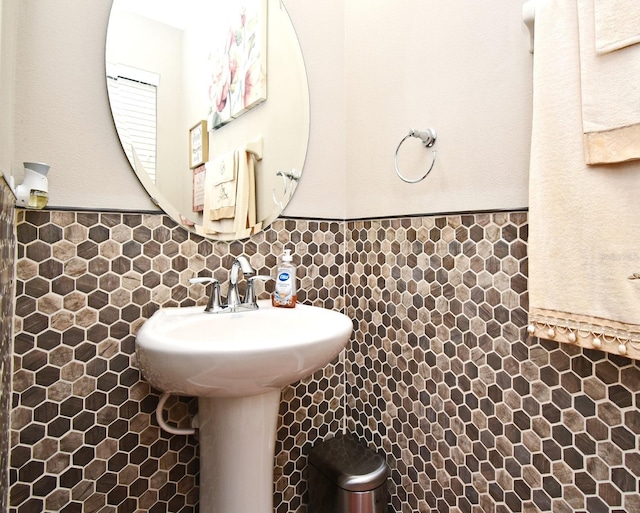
106 65 159 183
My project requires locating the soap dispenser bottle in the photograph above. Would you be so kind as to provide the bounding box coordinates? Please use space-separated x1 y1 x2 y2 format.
272 249 297 308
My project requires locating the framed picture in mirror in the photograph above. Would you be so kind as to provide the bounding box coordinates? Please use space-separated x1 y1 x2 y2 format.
189 120 208 169
192 164 206 212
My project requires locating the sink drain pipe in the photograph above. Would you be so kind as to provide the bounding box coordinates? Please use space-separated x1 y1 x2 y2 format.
156 392 197 435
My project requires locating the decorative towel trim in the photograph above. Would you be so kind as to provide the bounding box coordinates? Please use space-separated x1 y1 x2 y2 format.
529 308 640 359
583 122 640 164
210 204 236 221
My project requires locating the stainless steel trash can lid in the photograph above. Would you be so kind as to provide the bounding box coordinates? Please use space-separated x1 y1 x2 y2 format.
309 434 388 492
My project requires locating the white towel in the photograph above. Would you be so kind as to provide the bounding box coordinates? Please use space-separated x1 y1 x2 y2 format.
205 151 237 221
594 0 640 54
231 150 252 239
528 0 640 360
202 149 260 239
579 0 640 164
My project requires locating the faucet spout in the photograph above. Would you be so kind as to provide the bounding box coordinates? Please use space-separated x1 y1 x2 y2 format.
227 256 255 309
235 256 255 277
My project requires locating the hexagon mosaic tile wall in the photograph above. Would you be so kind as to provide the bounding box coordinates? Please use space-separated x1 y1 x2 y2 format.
344 213 640 513
12 211 344 513
9 208 640 513
0 179 16 513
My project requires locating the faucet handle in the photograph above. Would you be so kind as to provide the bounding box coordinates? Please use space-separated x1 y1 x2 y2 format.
189 277 222 312
245 275 273 306
189 277 218 285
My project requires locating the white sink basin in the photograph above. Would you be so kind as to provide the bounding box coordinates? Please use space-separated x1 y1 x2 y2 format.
136 299 353 513
135 300 353 397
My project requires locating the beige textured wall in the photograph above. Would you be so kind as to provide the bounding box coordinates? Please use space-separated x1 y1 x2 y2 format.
10 0 532 219
12 0 155 211
0 0 17 179
343 0 532 218
284 0 348 219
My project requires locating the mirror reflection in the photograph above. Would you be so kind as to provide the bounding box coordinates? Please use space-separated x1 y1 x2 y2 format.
106 0 310 240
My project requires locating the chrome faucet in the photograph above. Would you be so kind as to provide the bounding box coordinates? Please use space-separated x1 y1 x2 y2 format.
189 256 272 313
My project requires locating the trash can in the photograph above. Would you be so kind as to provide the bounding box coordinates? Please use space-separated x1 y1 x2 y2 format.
308 433 388 513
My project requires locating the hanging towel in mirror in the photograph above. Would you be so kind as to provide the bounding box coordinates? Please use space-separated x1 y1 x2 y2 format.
205 151 238 221
579 0 640 164
230 150 258 240
245 150 259 234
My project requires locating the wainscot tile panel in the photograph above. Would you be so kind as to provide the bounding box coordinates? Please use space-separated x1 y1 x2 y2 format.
344 212 640 513
1 178 17 513
11 211 344 513
11 208 640 513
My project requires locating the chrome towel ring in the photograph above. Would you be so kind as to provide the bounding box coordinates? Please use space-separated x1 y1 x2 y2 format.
272 169 300 208
394 128 437 183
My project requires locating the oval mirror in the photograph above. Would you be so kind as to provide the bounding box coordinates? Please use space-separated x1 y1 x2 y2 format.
105 0 309 241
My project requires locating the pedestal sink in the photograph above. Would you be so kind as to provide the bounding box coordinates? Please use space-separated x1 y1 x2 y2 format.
135 300 352 513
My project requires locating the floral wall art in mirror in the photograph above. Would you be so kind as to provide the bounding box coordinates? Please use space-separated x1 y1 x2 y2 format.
208 0 268 129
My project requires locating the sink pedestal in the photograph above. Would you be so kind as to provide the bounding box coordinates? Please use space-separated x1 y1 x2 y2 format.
198 389 281 513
